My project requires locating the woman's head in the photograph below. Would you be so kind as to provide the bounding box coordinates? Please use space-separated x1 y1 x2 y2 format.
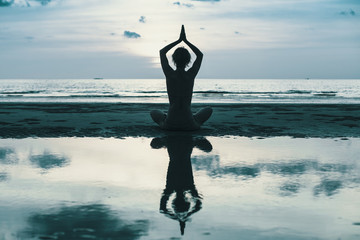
172 47 191 69
172 192 191 213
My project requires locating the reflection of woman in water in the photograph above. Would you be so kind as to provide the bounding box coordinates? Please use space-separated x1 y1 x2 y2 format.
151 25 212 131
151 135 212 235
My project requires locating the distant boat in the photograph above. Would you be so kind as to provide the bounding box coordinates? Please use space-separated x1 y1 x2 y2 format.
93 78 103 80
305 77 310 80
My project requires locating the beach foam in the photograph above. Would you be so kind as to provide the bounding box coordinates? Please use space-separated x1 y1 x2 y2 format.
1 79 360 104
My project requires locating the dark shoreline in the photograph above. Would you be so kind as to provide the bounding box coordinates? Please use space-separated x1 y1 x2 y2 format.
1 103 360 138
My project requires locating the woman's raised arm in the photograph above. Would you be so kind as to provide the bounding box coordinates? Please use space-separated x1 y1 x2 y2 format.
160 40 180 76
159 28 183 75
182 25 203 77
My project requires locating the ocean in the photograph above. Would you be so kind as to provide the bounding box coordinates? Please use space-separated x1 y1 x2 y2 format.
0 79 359 104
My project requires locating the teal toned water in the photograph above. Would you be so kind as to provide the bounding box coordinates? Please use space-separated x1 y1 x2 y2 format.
0 137 359 239
0 79 359 104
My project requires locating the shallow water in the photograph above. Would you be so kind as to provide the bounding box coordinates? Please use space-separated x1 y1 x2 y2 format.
0 136 359 239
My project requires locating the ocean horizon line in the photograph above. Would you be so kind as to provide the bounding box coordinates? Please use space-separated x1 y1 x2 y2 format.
1 78 359 80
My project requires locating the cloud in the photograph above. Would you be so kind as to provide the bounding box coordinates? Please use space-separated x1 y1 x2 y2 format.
234 31 244 36
192 156 358 197
124 30 141 39
173 1 194 8
0 172 8 182
35 0 52 6
19 204 149 240
340 9 356 16
0 0 57 7
0 148 18 165
139 16 146 23
0 0 14 7
30 152 70 170
192 155 260 179
191 0 220 2
313 179 342 196
183 3 193 8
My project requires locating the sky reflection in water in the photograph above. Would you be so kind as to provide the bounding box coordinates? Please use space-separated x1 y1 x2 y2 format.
0 137 359 239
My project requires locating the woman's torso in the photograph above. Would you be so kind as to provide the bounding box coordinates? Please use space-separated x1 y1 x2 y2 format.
165 70 198 129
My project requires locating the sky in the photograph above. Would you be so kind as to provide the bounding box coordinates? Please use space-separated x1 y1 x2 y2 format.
0 0 359 79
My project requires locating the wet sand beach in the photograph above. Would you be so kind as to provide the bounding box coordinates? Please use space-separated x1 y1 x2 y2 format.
1 103 360 138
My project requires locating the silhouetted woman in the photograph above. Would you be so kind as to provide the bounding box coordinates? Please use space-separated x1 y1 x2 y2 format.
151 25 212 130
151 135 212 235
